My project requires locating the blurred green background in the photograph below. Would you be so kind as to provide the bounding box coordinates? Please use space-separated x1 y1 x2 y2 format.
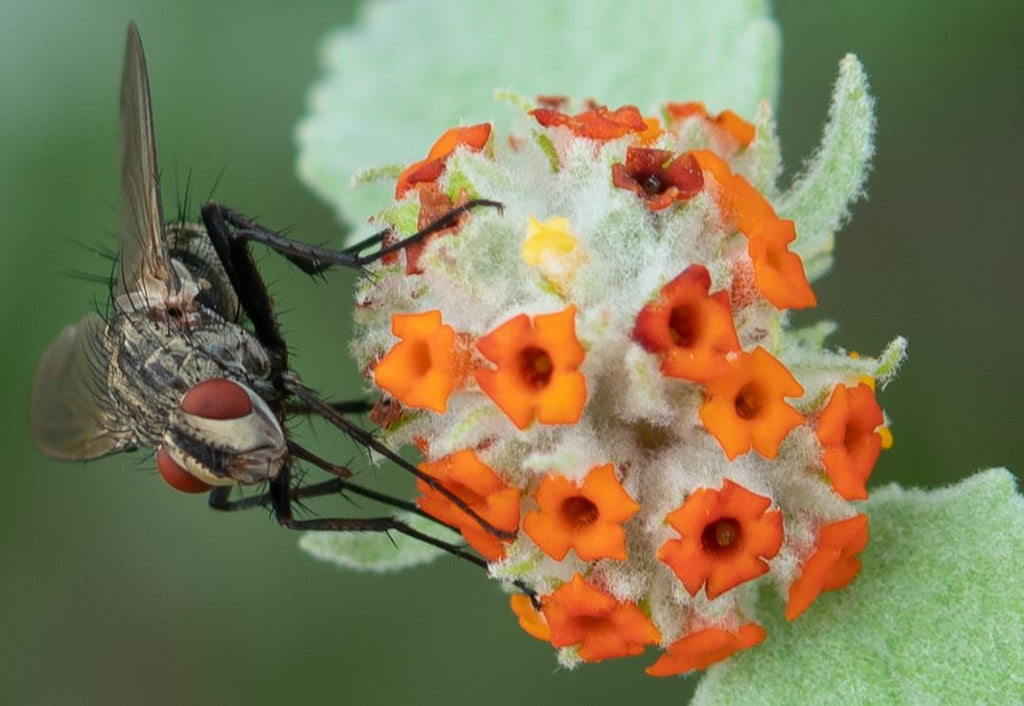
2 1 1020 704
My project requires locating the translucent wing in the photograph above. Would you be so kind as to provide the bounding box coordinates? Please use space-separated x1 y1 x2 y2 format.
30 313 129 460
116 22 179 299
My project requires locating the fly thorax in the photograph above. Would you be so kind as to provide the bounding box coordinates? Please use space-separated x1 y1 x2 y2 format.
161 378 287 486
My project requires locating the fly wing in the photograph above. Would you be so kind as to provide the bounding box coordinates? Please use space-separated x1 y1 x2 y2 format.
116 22 179 299
30 313 129 459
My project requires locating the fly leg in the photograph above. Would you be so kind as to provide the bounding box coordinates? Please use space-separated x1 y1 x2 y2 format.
265 464 538 601
283 377 517 542
201 203 289 370
202 198 502 275
265 463 490 569
282 398 373 417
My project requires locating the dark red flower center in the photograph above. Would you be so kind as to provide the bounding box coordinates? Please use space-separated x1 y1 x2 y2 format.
702 518 741 554
734 383 767 420
844 421 872 455
562 496 600 529
408 341 432 376
518 346 554 390
668 304 699 347
642 172 666 195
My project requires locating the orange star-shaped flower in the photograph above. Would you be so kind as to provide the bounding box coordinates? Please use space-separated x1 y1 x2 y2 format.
816 383 885 500
632 264 741 382
646 623 765 676
374 311 467 413
658 479 784 599
786 514 869 620
417 449 521 561
530 104 648 141
509 594 551 642
666 101 756 147
523 464 640 561
700 347 805 459
395 123 491 198
541 574 661 663
611 148 704 211
474 306 587 429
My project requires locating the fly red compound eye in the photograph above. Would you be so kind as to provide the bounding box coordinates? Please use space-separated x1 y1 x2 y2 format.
156 447 211 493
180 378 253 420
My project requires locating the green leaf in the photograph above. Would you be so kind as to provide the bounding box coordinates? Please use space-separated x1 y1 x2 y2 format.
297 0 780 243
298 512 462 573
692 469 1024 705
780 54 876 281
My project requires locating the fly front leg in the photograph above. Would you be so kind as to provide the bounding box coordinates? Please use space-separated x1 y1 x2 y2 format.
204 198 503 275
283 378 517 542
266 465 490 570
201 202 289 369
281 397 373 417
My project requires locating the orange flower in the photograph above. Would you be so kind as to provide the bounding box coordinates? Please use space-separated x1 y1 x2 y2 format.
374 311 466 413
509 594 551 642
691 150 816 310
636 116 665 146
611 148 704 211
417 449 521 560
395 123 491 198
530 104 648 141
632 264 741 382
523 464 640 561
646 623 765 676
474 306 587 429
746 218 818 310
666 101 756 147
541 574 661 662
658 479 784 599
816 383 885 500
700 347 805 459
786 514 869 620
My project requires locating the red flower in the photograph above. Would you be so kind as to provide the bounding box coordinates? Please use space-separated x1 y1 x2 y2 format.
399 184 474 274
646 623 765 676
658 479 784 599
611 148 704 210
816 383 885 500
541 574 661 662
530 104 648 141
523 464 640 561
786 514 869 620
632 264 741 382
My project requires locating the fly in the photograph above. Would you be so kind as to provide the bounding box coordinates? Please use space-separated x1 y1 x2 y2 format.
29 23 515 572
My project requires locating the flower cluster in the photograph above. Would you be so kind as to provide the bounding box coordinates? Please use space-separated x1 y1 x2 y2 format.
352 96 901 675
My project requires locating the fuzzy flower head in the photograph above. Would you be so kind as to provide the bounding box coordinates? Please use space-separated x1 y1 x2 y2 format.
347 55 903 674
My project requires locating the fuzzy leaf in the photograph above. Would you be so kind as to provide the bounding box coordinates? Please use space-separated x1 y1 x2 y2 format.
692 469 1024 705
296 0 780 243
781 54 876 280
298 512 462 572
